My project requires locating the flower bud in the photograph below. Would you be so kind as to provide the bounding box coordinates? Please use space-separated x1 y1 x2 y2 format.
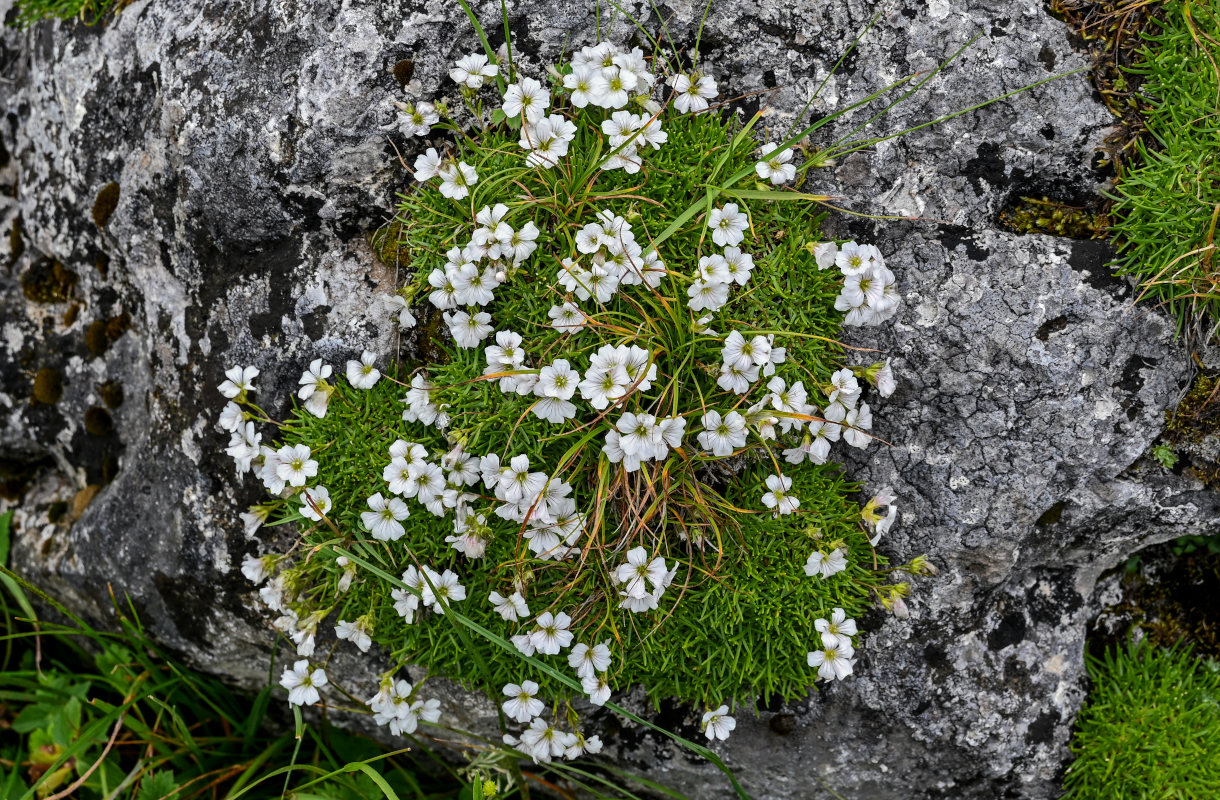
891 596 909 619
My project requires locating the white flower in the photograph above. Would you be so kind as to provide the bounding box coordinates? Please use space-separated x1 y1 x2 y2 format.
708 203 748 247
444 310 494 348
219 365 259 398
489 590 530 622
565 732 604 759
568 642 612 679
697 410 747 456
495 220 540 264
701 705 736 741
835 241 874 276
297 359 334 418
396 101 438 137
668 71 718 114
362 492 409 541
582 673 612 706
280 660 327 706
502 77 549 124
827 368 860 407
811 241 838 270
275 444 317 488
420 567 466 614
438 161 478 200
335 618 372 652
564 64 598 107
241 553 271 584
218 401 244 432
299 486 332 521
843 402 873 448
537 359 580 400
755 142 796 185
346 350 381 389
521 114 577 169
761 473 800 515
453 264 500 306
502 680 545 723
873 360 896 397
687 279 730 312
804 548 849 579
450 53 499 89
698 253 732 285
808 641 856 682
815 608 858 649
511 633 536 657
337 557 357 592
614 546 669 598
413 148 444 182
385 294 417 329
529 611 573 655
548 302 585 333
722 247 755 285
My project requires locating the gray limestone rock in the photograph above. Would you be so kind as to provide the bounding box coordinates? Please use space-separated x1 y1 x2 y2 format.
1 0 1217 797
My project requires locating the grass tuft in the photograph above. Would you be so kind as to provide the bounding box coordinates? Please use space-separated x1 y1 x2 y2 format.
1109 0 1220 337
1064 641 1220 798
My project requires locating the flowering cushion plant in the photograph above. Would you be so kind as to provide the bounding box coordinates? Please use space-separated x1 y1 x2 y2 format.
223 28 928 764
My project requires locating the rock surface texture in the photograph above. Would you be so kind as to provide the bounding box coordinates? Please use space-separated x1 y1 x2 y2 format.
1 0 1218 797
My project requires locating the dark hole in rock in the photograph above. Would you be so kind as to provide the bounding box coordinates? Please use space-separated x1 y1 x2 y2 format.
1035 315 1069 341
85 312 131 357
84 406 114 436
988 611 1028 651
32 367 63 405
8 216 22 267
393 58 414 85
47 500 68 523
1091 538 1220 661
769 713 797 735
1036 501 1066 526
92 181 120 227
98 379 124 409
0 453 52 501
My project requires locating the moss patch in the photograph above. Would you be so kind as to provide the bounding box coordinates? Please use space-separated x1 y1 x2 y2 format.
999 196 1108 239
21 258 77 304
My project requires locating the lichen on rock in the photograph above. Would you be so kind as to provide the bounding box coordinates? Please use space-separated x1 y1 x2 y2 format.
0 0 1218 797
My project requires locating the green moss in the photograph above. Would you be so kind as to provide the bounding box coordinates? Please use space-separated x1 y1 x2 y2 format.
1166 373 1219 444
999 196 1107 239
20 258 77 304
32 367 63 405
1064 642 1220 798
11 0 129 28
371 219 410 268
